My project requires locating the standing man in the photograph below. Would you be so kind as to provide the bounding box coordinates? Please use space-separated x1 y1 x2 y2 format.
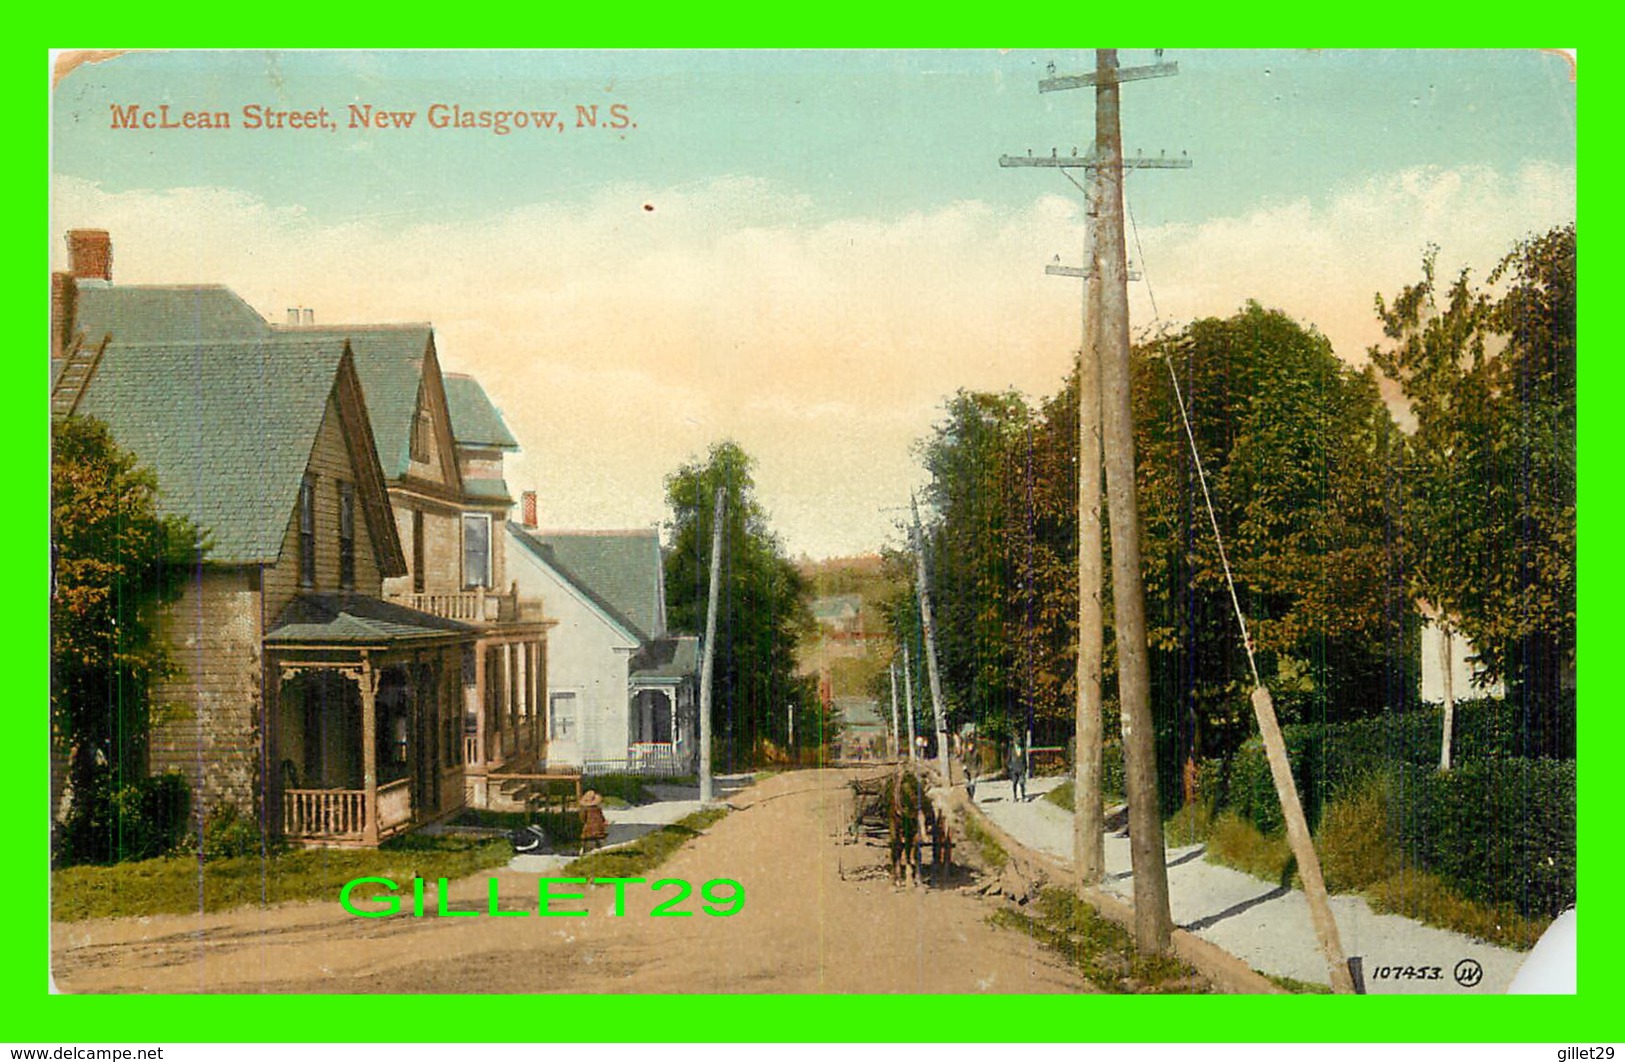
1007 736 1027 803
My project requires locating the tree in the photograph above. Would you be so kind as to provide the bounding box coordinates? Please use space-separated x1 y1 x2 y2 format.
51 416 199 864
664 440 818 769
1372 225 1576 764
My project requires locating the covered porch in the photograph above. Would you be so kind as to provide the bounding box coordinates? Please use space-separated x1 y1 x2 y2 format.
624 635 700 777
266 593 476 846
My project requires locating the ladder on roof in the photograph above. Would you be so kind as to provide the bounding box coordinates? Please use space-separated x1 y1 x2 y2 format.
50 336 105 420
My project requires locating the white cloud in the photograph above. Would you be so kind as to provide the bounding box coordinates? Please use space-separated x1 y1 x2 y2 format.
51 160 1574 557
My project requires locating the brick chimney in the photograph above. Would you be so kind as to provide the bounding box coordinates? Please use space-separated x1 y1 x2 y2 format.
521 490 538 528
51 272 77 357
66 229 112 281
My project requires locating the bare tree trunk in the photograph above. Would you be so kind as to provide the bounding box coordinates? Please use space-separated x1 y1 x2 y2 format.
1095 47 1172 955
1439 625 1455 772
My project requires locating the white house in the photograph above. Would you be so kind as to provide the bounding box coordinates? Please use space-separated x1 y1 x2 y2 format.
1420 616 1505 704
506 520 698 774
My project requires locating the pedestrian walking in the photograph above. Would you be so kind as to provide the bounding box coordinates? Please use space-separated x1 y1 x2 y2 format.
964 737 979 801
1007 738 1027 803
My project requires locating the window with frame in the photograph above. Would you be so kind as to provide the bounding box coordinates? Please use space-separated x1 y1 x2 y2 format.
549 691 576 740
462 512 491 589
298 474 316 588
410 403 433 463
412 510 425 594
338 481 356 589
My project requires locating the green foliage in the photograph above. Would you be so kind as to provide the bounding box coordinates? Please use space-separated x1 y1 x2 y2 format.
1392 759 1575 919
452 807 583 846
52 834 512 922
55 771 191 867
1222 696 1573 834
578 772 653 805
1372 225 1576 721
51 416 202 865
988 887 1208 993
198 801 266 862
959 812 1008 872
564 807 728 880
664 441 821 769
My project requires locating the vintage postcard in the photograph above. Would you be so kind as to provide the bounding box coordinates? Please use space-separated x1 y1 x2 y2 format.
46 49 1576 1014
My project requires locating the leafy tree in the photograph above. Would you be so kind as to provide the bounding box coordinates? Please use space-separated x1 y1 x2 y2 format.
1372 225 1576 763
664 440 819 769
1134 304 1408 763
914 390 1047 741
51 416 199 864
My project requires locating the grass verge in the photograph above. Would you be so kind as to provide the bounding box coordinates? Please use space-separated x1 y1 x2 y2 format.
1202 800 1547 950
1262 971 1332 994
563 806 728 880
1043 779 1074 811
51 833 512 922
960 810 1009 872
988 887 1209 993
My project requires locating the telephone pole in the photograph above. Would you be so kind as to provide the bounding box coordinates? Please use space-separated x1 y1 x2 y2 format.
888 659 901 760
910 494 951 786
902 642 918 762
1000 51 1187 917
697 484 725 805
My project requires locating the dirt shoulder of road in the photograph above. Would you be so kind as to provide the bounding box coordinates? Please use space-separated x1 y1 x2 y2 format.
947 786 1281 995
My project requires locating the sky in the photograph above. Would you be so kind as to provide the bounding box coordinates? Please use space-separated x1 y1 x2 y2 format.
49 49 1576 559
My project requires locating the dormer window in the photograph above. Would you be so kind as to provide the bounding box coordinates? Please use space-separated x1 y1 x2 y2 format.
298 474 316 588
410 404 433 463
338 481 356 590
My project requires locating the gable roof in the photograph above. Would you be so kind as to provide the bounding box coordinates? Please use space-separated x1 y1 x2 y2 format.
444 373 520 450
508 525 665 642
72 283 273 345
283 324 449 482
75 335 399 569
630 635 698 681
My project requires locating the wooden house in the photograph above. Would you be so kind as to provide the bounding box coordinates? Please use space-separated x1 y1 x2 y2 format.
506 521 698 775
50 229 549 840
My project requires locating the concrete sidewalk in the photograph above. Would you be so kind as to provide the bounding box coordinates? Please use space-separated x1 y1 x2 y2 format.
971 776 1529 993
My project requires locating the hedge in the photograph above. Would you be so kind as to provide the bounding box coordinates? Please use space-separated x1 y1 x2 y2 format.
1225 698 1572 833
1392 758 1576 919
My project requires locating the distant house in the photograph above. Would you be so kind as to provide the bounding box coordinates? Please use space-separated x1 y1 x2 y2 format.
811 594 863 637
1419 616 1506 704
506 522 698 774
50 228 549 840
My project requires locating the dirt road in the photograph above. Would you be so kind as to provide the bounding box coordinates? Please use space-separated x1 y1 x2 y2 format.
52 769 1090 994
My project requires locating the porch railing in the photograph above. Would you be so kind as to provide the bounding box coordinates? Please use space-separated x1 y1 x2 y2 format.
283 787 367 839
386 584 518 624
377 778 412 836
282 780 413 842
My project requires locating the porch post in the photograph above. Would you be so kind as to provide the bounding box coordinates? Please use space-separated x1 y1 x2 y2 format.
360 652 380 847
473 640 487 767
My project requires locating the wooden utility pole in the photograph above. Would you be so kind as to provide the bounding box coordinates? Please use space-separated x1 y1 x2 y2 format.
902 641 918 762
698 484 725 805
1001 55 1186 898
1253 686 1356 993
888 659 901 760
1074 174 1107 886
910 493 951 786
1093 47 1172 955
